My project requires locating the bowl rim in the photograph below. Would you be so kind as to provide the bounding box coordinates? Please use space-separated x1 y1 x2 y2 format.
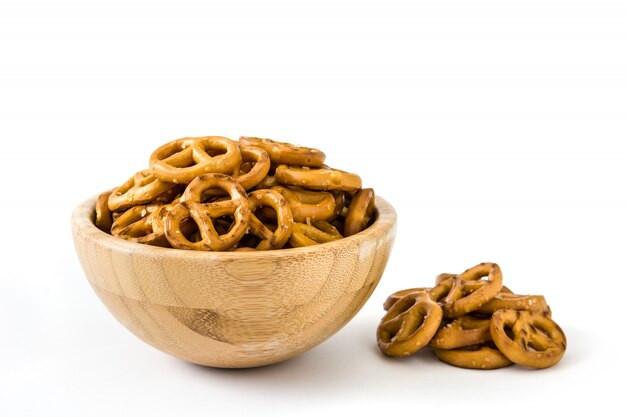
72 193 396 259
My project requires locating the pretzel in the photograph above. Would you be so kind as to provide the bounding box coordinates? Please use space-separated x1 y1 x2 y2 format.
150 137 242 184
275 165 362 192
262 186 335 222
377 291 443 357
436 273 513 294
434 344 514 369
110 204 171 247
239 136 326 167
288 221 343 247
490 309 566 369
164 174 251 251
383 287 431 311
108 170 179 212
429 315 492 350
246 189 294 250
95 191 114 233
475 293 551 316
430 263 503 318
344 188 375 236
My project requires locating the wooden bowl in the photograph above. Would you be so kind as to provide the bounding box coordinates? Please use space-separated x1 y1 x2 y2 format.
71 195 397 368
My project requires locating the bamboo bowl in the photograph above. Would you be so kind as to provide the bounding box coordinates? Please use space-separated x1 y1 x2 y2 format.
71 195 397 368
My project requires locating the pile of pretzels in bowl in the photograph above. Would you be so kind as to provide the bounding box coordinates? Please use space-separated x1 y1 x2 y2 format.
95 136 376 251
377 262 567 369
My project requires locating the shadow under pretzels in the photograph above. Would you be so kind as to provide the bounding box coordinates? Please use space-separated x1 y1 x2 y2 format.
177 316 587 396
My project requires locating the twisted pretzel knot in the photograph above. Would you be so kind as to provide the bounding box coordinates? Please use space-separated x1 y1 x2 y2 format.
95 191 114 233
239 136 326 167
246 189 293 250
429 315 492 350
275 165 362 192
164 174 250 251
377 291 443 357
490 309 566 369
110 204 170 247
108 170 179 212
288 221 343 247
265 186 335 222
344 188 375 237
150 137 242 184
430 262 503 318
434 344 514 369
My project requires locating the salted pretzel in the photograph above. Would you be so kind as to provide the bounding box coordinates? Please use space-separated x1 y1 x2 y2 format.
288 221 343 247
434 343 514 370
150 136 242 184
344 188 375 237
108 170 179 212
475 293 550 316
95 191 114 233
377 291 443 357
430 263 503 318
383 287 431 311
245 189 294 250
239 136 326 167
275 165 362 192
262 186 335 222
429 315 492 350
164 174 251 251
490 309 566 369
110 204 171 246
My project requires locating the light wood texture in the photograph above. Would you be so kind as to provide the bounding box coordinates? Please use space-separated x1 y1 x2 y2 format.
71 195 397 368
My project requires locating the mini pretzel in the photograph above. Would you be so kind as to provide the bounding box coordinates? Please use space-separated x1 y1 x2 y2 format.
95 191 114 233
164 174 250 251
110 204 171 247
275 165 362 192
264 186 335 222
434 344 514 370
108 170 179 212
239 136 326 167
150 136 242 184
429 315 492 350
377 291 443 357
383 287 431 311
246 189 293 250
475 293 551 316
430 263 503 318
436 273 513 294
288 221 343 247
344 188 375 236
490 309 566 369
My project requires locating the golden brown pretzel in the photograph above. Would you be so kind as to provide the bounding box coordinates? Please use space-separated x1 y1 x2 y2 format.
475 293 551 316
429 315 492 350
264 186 335 222
246 189 294 250
434 344 514 369
95 191 114 233
275 165 362 192
288 221 343 247
149 136 242 184
110 204 172 247
430 262 503 318
383 287 431 311
108 170 179 212
164 174 251 251
377 291 443 357
490 309 566 369
344 188 375 236
239 136 326 167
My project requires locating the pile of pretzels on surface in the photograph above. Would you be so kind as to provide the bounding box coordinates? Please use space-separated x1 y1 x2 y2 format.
95 136 375 252
377 262 567 369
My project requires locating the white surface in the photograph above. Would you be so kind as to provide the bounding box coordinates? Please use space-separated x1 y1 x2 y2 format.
1 0 625 415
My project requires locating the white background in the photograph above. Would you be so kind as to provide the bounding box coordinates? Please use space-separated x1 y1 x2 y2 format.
1 0 625 415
